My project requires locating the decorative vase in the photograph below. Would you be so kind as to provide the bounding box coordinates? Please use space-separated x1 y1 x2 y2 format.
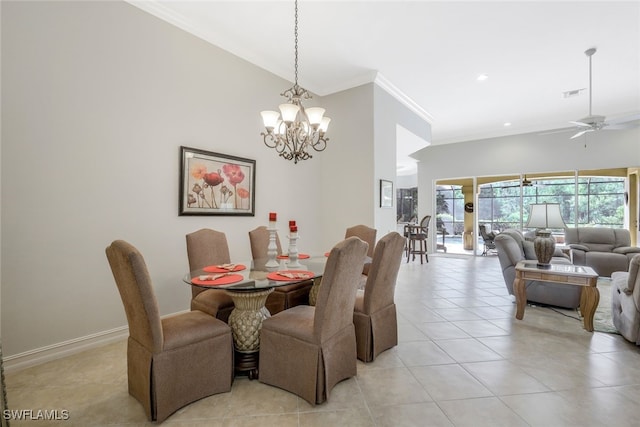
534 229 555 268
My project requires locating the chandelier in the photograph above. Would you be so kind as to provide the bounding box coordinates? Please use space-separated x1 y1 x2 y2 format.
260 0 330 164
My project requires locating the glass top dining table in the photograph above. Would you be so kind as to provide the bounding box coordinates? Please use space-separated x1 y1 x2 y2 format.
183 255 329 291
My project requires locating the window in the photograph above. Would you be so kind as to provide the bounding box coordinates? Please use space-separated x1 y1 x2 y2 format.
477 175 625 230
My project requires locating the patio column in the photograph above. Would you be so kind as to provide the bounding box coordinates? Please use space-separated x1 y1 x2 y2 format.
462 184 474 250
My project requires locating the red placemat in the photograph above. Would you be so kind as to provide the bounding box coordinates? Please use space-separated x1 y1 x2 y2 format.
276 253 311 259
203 264 246 273
267 270 314 281
191 273 244 286
324 252 330 257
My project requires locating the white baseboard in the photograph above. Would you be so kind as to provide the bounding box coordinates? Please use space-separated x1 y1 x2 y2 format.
3 310 191 373
3 326 129 373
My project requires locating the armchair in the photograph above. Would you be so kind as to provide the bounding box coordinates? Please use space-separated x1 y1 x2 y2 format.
565 227 640 277
611 254 640 345
494 229 581 309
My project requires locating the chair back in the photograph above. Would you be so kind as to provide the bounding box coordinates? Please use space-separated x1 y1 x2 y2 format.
419 215 431 229
186 229 231 296
362 232 405 314
248 226 283 259
479 225 493 241
345 224 377 258
106 240 163 353
314 237 368 341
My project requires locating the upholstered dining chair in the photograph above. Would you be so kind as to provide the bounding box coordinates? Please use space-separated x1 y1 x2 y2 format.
353 231 405 362
248 226 313 314
106 240 233 422
259 237 368 405
345 224 377 276
186 228 235 322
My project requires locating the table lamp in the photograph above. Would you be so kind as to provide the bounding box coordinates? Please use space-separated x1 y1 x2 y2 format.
525 203 567 268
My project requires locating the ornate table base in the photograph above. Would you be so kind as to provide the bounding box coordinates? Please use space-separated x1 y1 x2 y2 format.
226 288 273 379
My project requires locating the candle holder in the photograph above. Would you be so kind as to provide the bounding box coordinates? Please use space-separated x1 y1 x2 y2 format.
266 226 279 267
287 231 302 268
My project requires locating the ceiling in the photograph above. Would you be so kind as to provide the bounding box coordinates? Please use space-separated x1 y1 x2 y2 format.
131 1 640 147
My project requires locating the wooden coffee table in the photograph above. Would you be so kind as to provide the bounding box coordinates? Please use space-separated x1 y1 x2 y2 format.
513 261 599 331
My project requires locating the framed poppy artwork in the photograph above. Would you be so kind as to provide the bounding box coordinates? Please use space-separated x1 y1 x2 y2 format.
179 146 256 216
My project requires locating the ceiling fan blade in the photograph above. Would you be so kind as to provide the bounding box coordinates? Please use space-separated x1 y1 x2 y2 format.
570 129 591 139
606 113 640 126
568 121 593 128
605 121 640 130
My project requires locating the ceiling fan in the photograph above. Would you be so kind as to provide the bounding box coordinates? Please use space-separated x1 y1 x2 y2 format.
544 47 639 139
569 48 607 139
497 175 538 189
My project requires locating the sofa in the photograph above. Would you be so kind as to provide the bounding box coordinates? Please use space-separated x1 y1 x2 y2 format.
611 254 640 345
494 229 581 309
565 227 640 277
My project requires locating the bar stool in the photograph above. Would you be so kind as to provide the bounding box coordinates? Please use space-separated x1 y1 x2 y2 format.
406 215 431 263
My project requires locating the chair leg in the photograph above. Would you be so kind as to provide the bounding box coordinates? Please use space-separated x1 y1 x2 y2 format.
424 239 428 263
405 237 411 263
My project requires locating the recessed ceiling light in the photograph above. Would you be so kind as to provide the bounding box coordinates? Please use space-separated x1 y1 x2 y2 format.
504 122 512 127
477 74 489 81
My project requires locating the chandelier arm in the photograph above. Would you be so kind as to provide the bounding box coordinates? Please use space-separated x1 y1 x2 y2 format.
310 136 328 152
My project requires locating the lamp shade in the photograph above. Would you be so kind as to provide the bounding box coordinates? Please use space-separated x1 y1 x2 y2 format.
525 203 567 229
305 107 325 125
279 103 300 123
319 117 331 132
261 111 280 129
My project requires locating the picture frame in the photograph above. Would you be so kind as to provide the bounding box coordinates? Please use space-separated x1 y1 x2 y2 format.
179 146 256 216
380 179 393 208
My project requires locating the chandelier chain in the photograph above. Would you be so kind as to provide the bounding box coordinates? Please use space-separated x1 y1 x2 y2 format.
294 0 299 87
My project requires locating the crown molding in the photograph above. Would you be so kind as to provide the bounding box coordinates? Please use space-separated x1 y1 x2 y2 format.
374 73 434 124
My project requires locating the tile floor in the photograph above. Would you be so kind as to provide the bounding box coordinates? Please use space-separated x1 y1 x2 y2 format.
6 254 640 426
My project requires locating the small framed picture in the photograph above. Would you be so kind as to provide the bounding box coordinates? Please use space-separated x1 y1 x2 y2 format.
380 179 393 208
179 146 256 216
